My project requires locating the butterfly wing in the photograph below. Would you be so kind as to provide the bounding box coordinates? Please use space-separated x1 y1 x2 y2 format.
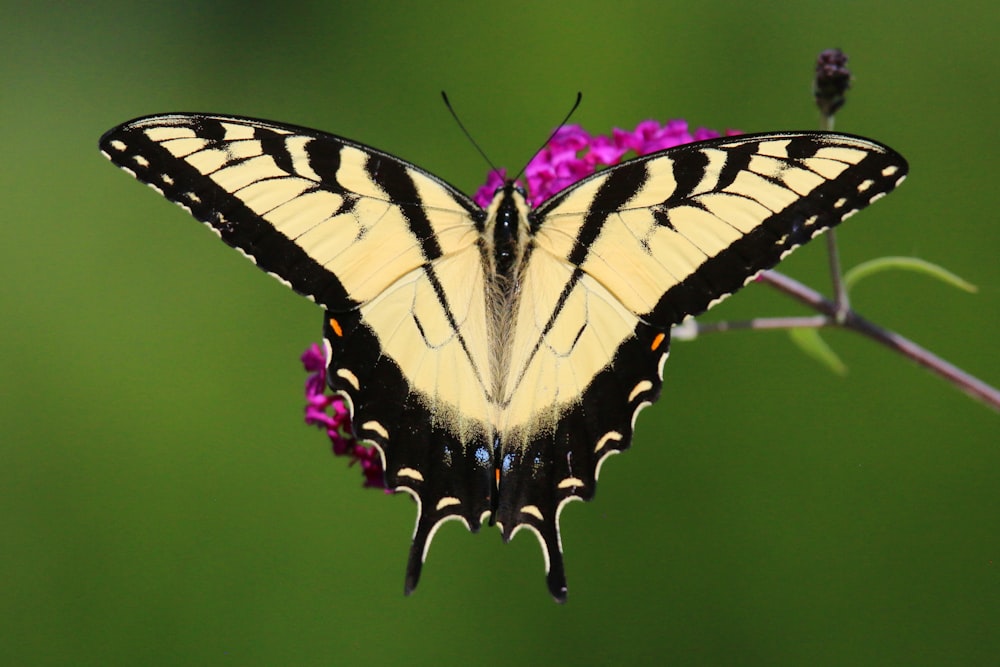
493 132 908 600
100 114 498 593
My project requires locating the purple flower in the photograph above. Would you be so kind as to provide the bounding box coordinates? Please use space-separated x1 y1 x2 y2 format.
472 168 508 208
301 344 387 490
587 133 629 166
479 119 737 206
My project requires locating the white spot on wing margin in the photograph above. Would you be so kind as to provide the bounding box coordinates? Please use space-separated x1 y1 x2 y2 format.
657 350 670 380
628 380 653 402
436 496 461 510
397 467 424 482
520 505 544 521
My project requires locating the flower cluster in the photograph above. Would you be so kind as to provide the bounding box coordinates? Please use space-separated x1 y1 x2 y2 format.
474 119 737 208
301 344 387 490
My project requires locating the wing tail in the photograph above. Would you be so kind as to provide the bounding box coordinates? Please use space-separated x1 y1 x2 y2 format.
324 313 494 596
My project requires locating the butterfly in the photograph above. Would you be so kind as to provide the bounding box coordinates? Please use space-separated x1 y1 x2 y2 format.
100 113 907 601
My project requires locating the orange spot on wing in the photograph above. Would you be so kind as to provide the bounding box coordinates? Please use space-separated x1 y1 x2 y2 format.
328 317 343 337
495 468 501 486
651 332 665 351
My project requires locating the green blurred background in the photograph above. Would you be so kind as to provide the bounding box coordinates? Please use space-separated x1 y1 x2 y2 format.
3 2 997 665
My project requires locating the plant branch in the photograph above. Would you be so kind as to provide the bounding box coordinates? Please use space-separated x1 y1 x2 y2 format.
689 48 999 411
690 270 1000 411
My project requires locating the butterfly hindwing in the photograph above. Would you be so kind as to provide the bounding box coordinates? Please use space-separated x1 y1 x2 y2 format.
322 311 493 595
102 115 907 602
494 321 669 601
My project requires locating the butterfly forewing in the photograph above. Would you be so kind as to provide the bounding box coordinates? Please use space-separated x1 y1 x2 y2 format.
534 132 907 326
101 114 481 308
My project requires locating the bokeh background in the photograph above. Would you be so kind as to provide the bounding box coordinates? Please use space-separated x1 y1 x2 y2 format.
3 2 997 665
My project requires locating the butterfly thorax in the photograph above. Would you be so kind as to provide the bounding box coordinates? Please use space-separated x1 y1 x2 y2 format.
486 182 531 284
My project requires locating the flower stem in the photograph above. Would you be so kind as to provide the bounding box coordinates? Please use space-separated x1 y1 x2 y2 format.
825 230 850 323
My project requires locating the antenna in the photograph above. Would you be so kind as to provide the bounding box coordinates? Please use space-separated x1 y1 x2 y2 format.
441 91 499 175
513 92 583 182
440 91 584 185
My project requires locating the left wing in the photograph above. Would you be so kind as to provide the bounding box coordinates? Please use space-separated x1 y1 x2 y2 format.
100 114 499 597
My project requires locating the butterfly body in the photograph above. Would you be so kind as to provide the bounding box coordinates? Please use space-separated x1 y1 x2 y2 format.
100 114 907 601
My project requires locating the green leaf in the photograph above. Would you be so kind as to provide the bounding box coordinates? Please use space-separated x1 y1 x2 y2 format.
844 256 978 293
788 328 848 375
